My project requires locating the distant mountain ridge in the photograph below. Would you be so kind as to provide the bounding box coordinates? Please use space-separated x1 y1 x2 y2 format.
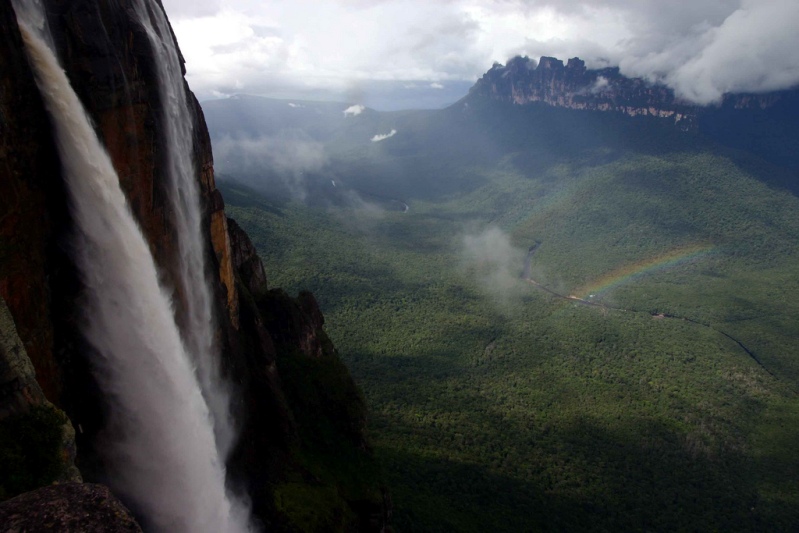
470 55 793 126
468 55 799 174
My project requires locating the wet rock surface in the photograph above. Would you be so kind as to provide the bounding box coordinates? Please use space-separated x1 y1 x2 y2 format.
0 483 142 532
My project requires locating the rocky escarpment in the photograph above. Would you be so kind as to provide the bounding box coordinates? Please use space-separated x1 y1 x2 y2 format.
471 56 797 129
226 216 390 531
470 56 698 128
469 55 799 174
0 0 386 530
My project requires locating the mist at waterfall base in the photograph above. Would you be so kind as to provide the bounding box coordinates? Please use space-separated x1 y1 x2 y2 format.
13 1 251 531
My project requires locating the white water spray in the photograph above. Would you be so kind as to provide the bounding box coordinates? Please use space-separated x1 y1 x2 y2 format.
131 0 235 459
13 1 249 531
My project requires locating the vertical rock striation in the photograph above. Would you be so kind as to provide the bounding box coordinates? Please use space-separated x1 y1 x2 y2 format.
470 56 698 128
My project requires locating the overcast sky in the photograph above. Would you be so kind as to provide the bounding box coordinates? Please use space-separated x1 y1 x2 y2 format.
162 0 799 110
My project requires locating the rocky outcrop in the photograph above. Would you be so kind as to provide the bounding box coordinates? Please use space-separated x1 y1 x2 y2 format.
472 55 795 131
469 55 799 174
228 217 268 297
261 290 330 360
0 296 81 497
0 483 142 532
471 56 698 129
211 190 240 328
226 225 388 530
0 297 81 501
1 296 47 418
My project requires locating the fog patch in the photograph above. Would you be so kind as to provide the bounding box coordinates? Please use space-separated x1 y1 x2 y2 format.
590 76 609 94
371 129 397 142
213 131 326 200
342 190 387 216
461 227 526 311
324 190 388 238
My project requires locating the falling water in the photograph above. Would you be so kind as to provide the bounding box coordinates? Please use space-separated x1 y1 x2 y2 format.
131 0 236 458
13 1 249 531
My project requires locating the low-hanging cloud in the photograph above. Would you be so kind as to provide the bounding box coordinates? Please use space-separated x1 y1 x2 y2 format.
617 0 799 103
461 227 526 310
590 76 609 94
212 131 326 199
513 0 799 104
343 104 366 116
371 129 397 142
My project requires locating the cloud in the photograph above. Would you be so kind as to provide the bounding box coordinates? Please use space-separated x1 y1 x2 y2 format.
461 227 526 310
162 0 221 19
212 132 326 199
430 82 444 89
343 104 366 116
510 0 799 104
589 75 609 94
627 0 799 103
163 0 799 109
287 102 304 108
370 129 397 142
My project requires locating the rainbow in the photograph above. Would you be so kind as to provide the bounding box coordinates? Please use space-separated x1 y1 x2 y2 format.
576 244 716 299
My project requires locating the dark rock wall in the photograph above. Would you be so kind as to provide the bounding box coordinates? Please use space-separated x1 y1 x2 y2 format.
0 0 386 529
0 0 65 402
471 56 697 128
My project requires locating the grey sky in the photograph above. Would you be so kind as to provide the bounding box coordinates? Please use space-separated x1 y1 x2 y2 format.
162 0 799 110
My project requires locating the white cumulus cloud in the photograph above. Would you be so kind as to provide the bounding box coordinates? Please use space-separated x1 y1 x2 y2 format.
343 104 366 116
371 129 397 142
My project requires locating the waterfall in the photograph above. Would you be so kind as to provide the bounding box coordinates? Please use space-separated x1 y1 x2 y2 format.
12 1 249 531
131 0 235 458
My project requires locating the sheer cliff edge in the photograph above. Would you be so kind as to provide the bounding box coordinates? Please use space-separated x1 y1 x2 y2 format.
0 1 389 530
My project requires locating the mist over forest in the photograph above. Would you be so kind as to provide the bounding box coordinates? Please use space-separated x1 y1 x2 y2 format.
206 65 799 530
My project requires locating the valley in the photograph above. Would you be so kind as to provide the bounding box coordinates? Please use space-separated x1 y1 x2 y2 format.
213 94 799 530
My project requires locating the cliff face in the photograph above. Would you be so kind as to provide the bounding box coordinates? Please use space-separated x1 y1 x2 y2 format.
469 55 799 174
0 0 64 403
472 55 792 121
0 0 385 529
470 56 698 128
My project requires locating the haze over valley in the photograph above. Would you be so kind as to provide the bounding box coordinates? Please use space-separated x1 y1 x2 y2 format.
207 54 799 530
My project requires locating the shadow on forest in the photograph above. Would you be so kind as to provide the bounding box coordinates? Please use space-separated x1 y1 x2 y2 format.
375 409 791 532
350 344 796 531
